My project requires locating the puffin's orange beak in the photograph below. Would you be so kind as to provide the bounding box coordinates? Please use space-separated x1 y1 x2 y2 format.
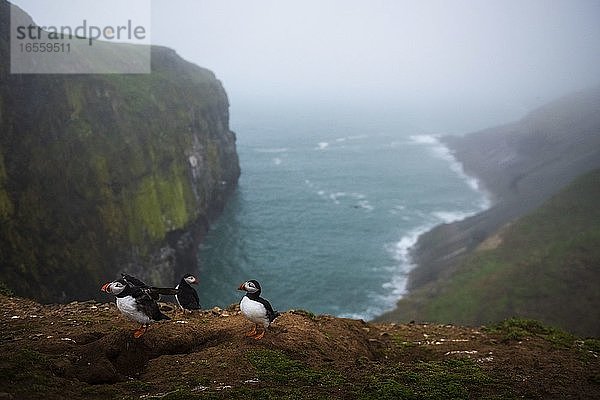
237 283 245 291
101 282 110 293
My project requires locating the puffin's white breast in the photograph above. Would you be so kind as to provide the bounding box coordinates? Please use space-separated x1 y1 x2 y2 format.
174 284 183 310
116 296 151 324
240 296 269 328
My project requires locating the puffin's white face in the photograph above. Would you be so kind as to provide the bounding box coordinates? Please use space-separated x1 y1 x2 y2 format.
184 275 198 285
106 281 126 295
241 281 259 293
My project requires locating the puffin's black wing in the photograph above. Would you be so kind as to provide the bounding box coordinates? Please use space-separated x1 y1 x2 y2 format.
121 273 148 288
131 287 170 321
257 297 279 323
121 272 179 300
140 296 170 321
176 284 201 310
188 285 200 310
191 285 201 309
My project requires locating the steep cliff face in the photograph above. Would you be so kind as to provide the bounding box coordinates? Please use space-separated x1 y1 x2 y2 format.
0 1 240 302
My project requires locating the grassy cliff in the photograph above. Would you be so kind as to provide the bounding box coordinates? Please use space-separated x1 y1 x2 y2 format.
0 1 240 301
378 169 600 336
406 86 600 293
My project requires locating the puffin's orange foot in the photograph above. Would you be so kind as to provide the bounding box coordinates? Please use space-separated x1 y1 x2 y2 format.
253 329 266 340
245 325 257 337
133 325 147 338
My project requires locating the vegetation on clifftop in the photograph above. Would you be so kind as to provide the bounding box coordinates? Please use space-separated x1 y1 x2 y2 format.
380 169 600 336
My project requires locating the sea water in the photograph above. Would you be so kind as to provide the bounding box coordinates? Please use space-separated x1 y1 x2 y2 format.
196 107 489 320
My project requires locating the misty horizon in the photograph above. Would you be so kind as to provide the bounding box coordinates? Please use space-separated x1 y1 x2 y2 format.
10 0 600 133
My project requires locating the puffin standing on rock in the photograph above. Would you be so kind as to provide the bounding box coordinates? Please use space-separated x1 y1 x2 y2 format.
175 273 201 311
101 278 176 338
238 280 279 339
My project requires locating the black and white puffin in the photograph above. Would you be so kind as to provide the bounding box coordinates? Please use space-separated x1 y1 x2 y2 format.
101 278 172 338
237 280 279 340
175 274 201 311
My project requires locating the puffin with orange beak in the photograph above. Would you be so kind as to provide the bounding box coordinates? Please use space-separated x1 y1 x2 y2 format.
101 278 175 338
238 280 279 339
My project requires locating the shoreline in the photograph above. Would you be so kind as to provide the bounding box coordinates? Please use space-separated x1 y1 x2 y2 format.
374 127 564 322
372 137 501 322
367 134 493 321
375 86 600 322
373 168 530 322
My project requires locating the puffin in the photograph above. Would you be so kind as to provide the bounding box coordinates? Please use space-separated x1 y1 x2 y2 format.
237 280 279 339
101 278 173 338
175 273 201 311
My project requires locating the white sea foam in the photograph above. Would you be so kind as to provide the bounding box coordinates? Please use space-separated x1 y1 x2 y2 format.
340 289 404 320
431 210 473 223
339 303 385 320
353 223 439 319
329 194 341 204
409 134 439 144
329 192 347 204
254 147 289 153
332 134 369 145
387 224 434 266
316 142 329 150
431 144 484 195
309 185 373 211
391 204 406 212
356 200 374 211
350 192 366 199
410 133 491 211
341 223 438 321
273 157 282 165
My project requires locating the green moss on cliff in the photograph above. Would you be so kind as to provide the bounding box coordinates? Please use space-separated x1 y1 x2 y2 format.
124 165 193 244
0 4 240 301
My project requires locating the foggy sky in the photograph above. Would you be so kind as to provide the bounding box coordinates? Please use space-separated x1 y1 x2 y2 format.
11 0 600 132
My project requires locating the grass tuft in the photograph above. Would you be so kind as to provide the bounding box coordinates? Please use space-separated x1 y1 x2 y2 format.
485 318 575 347
359 358 496 400
246 349 344 387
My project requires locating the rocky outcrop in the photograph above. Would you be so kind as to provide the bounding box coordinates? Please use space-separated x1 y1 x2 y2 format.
0 1 240 302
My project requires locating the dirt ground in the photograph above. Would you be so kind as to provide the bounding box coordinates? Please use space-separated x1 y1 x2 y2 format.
0 294 598 399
